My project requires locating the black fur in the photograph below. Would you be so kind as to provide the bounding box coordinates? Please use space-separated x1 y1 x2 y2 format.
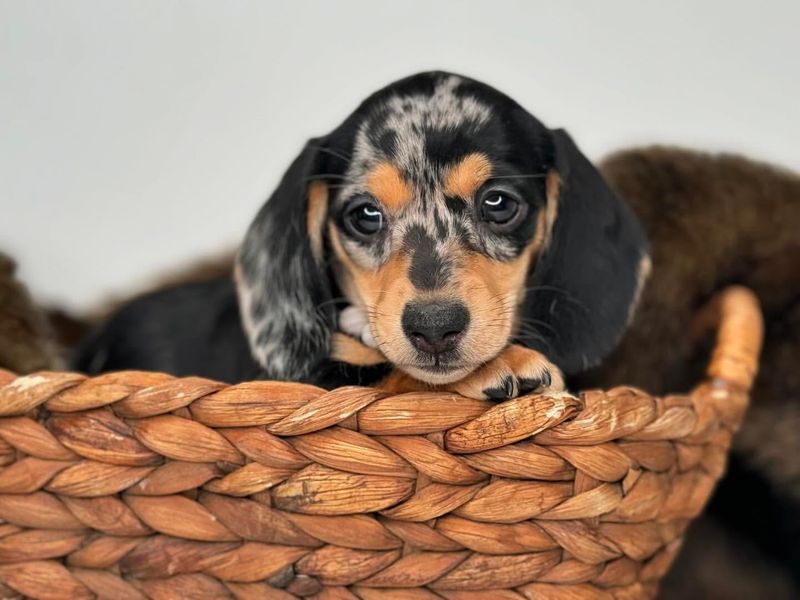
73 276 389 387
404 225 451 290
516 130 650 374
235 139 335 380
73 277 262 382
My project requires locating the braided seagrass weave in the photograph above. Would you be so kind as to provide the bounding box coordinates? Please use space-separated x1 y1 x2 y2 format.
0 287 762 599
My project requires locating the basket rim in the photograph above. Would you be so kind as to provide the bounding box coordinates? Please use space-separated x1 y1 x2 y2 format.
0 285 764 599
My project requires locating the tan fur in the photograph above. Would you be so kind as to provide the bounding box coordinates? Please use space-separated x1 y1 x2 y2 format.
366 162 413 211
450 344 564 399
375 343 563 399
443 153 493 199
330 166 554 384
329 224 412 308
543 170 561 250
328 171 554 382
377 369 435 394
306 181 328 263
500 344 564 386
330 224 416 357
330 332 385 366
628 254 652 325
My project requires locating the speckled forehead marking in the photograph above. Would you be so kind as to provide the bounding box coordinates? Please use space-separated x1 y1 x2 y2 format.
340 75 492 203
335 75 518 277
403 224 456 290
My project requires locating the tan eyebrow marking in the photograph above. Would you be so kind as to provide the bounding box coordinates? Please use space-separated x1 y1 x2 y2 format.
444 152 494 199
366 162 413 210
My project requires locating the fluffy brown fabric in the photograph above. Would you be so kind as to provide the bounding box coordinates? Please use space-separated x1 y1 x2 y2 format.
592 147 800 492
588 147 800 392
584 147 800 598
0 253 60 373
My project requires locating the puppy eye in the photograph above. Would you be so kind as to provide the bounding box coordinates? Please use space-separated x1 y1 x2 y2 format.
345 201 385 237
480 192 521 226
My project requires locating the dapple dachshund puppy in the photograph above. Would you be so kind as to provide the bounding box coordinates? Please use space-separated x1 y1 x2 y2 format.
75 71 649 399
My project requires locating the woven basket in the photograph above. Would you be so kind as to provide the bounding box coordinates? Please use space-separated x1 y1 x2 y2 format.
0 287 762 600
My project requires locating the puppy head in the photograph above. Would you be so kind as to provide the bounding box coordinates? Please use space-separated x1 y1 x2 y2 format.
237 72 649 382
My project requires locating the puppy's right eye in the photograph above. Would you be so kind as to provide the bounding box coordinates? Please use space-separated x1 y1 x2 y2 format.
345 201 385 237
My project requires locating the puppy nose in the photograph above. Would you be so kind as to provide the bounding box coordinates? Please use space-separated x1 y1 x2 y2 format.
402 301 469 354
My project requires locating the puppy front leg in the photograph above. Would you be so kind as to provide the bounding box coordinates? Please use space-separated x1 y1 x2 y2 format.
377 345 564 400
330 332 386 366
448 344 564 401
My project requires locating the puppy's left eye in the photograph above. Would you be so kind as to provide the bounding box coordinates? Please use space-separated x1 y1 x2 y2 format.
480 192 521 226
345 201 385 237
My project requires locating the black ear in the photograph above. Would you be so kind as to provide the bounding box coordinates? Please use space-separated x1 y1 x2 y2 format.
235 138 334 380
518 129 650 375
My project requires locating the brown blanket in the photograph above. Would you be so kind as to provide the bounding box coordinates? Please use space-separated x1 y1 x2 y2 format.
593 147 800 599
0 254 60 373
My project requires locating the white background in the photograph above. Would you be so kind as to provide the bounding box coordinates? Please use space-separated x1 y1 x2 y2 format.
1 1 797 311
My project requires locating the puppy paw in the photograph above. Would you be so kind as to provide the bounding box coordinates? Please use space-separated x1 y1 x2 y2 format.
449 344 564 401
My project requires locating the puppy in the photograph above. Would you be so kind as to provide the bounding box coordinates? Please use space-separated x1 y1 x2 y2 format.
75 71 649 399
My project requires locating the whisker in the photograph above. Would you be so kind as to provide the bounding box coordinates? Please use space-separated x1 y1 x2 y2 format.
486 174 548 180
315 296 350 310
520 285 589 313
304 173 353 182
309 145 353 163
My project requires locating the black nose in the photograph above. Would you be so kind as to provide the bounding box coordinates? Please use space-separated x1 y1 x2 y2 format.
402 301 469 354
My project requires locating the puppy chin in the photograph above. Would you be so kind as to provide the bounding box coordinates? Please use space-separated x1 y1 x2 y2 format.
401 364 475 385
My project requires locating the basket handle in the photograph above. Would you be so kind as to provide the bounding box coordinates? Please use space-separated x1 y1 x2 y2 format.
694 286 764 392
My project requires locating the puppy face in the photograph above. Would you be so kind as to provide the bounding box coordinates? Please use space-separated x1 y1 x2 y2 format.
325 78 559 383
237 72 648 383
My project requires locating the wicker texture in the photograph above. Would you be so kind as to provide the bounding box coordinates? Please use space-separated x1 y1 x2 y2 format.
0 287 762 599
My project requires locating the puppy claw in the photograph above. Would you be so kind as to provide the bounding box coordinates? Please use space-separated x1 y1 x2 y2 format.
518 376 542 396
517 368 554 395
542 369 552 388
483 376 517 401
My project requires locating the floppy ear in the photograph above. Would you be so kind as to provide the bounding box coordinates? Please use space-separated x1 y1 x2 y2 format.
235 138 335 380
517 129 650 375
